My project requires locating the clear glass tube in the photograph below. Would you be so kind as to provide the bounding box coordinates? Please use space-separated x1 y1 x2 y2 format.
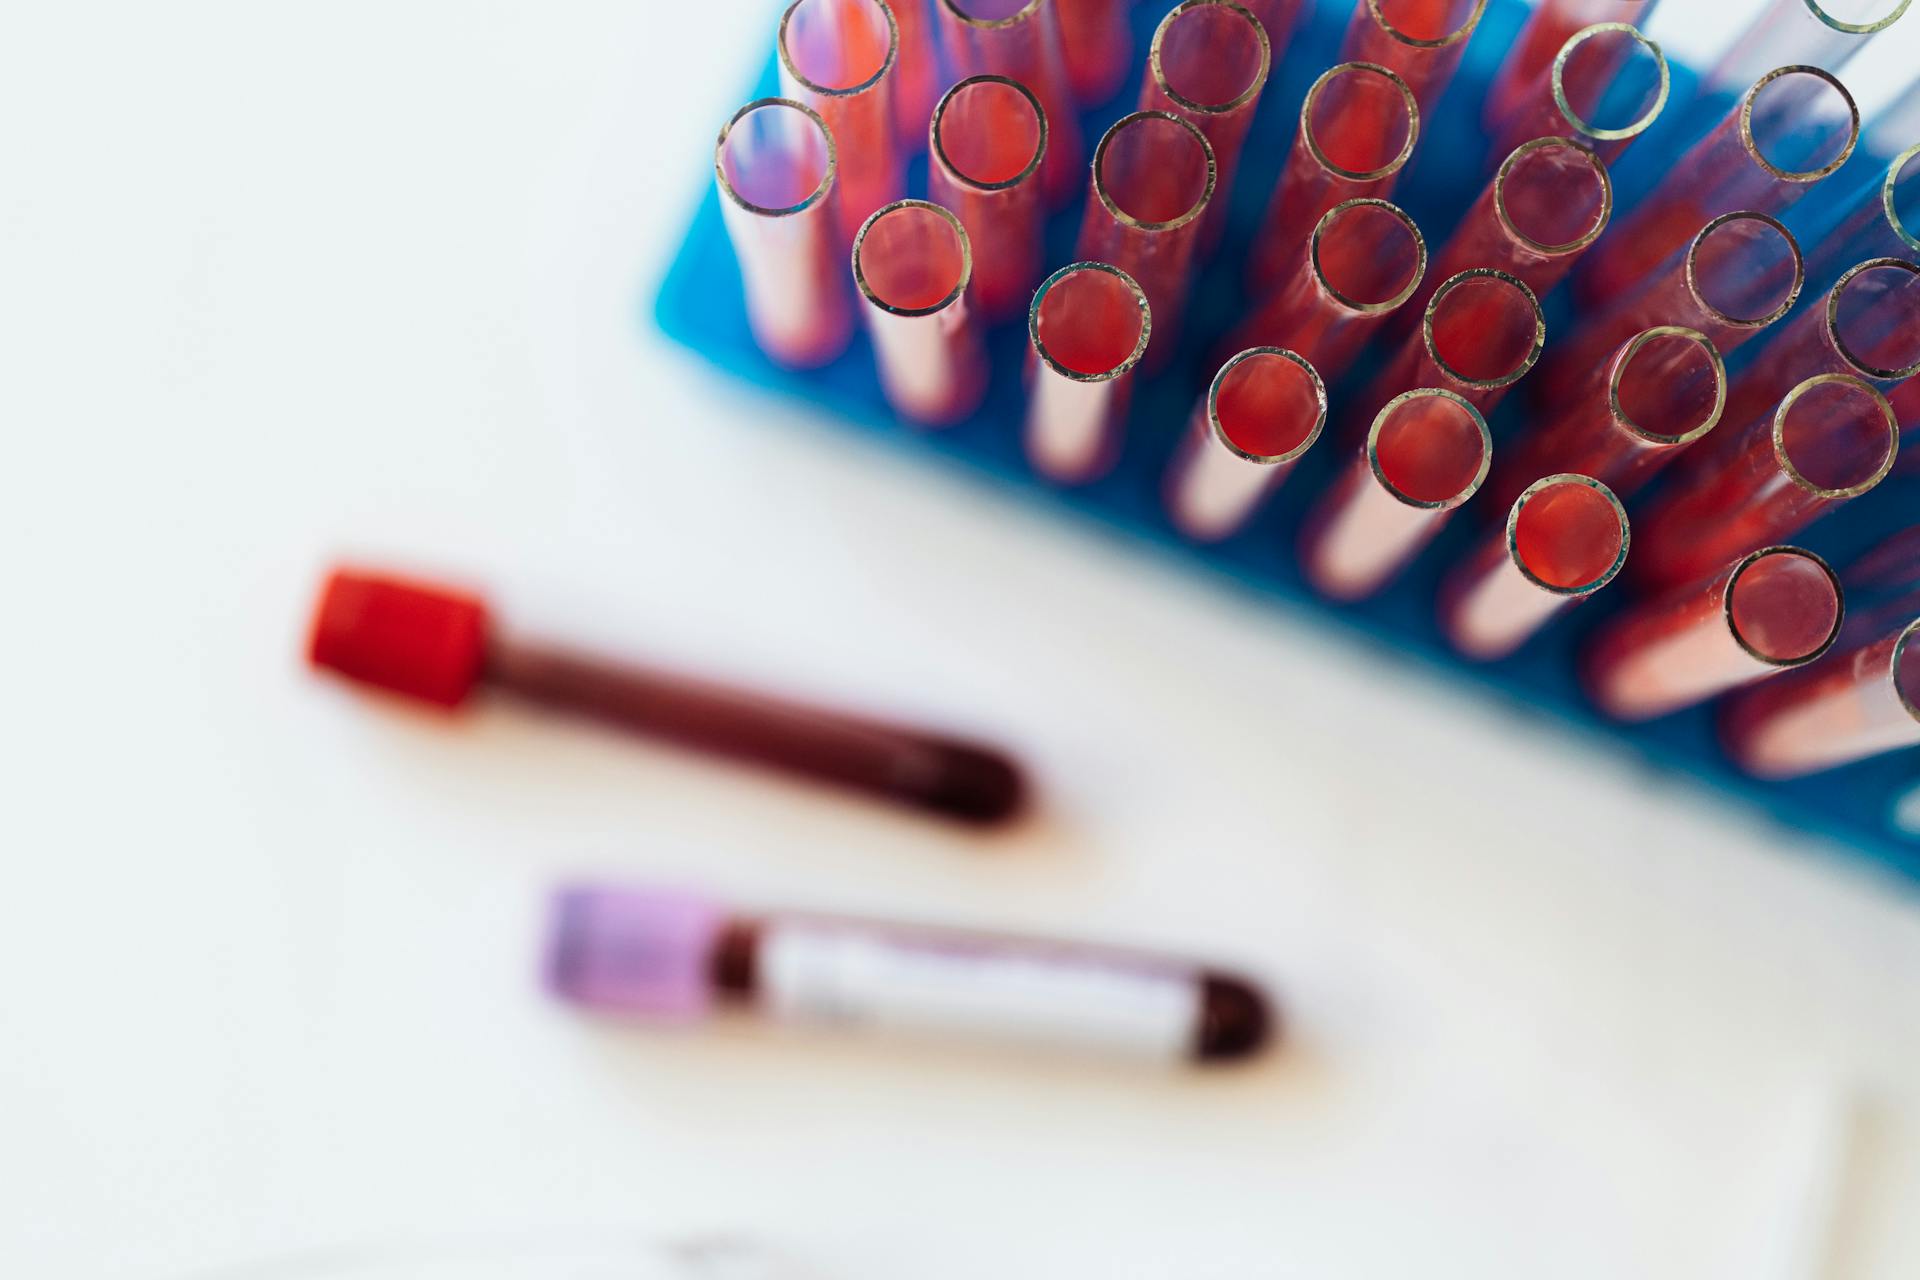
1024 262 1153 483
852 200 986 425
1895 377 1920 474
1300 388 1492 600
1485 0 1661 127
1231 199 1427 384
1867 76 1920 160
1578 67 1859 305
1241 0 1307 39
1538 211 1803 404
1339 0 1489 110
1142 1 1272 249
778 0 902 248
1165 348 1328 541
1633 374 1899 590
929 75 1048 322
1488 23 1669 165
1709 0 1913 96
937 0 1084 204
1076 110 1216 361
1438 474 1630 660
1055 0 1134 105
1584 546 1845 721
1722 618 1920 778
1254 61 1419 286
884 0 941 146
1362 268 1545 422
1803 144 1920 287
714 98 853 369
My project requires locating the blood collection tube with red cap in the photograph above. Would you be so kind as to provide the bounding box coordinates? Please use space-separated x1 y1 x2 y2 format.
306 567 1025 826
936 0 1083 204
1486 22 1669 166
1484 0 1661 128
1140 0 1272 249
1165 348 1328 542
777 0 902 248
1024 261 1153 483
1722 617 1920 779
851 199 987 426
928 75 1048 323
1339 0 1488 111
547 883 1275 1065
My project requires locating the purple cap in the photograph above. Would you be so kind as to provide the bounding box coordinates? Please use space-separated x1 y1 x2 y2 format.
545 884 726 1020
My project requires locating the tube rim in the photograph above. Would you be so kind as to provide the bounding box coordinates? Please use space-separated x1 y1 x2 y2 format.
1421 268 1545 390
1895 619 1920 722
1311 198 1428 316
1685 211 1804 330
929 74 1049 194
1769 373 1899 499
1366 388 1492 511
1505 474 1631 597
1027 261 1153 384
1882 143 1920 255
1493 136 1613 256
851 200 974 318
1091 110 1218 233
1804 0 1912 34
1206 347 1329 466
1551 22 1669 143
1738 66 1859 185
714 98 839 219
1150 0 1272 117
777 0 899 99
1825 257 1920 379
1364 0 1489 48
1607 326 1727 446
1722 546 1845 668
1300 62 1420 182
937 0 1045 29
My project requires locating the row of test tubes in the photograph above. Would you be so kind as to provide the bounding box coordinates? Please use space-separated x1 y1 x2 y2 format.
709 0 1920 785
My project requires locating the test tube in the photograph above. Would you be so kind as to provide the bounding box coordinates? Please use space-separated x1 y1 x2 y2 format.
1025 261 1153 483
777 0 902 248
714 99 852 369
884 0 941 146
1708 0 1912 96
1537 211 1803 404
1362 268 1545 423
1722 618 1920 778
1141 0 1272 247
1632 374 1899 590
1076 110 1216 358
1254 61 1419 285
1803 145 1920 286
1484 0 1661 127
1896 377 1920 473
1438 475 1630 661
929 75 1049 322
1055 0 1133 105
1494 326 1725 506
937 0 1084 204
1165 348 1329 542
1339 0 1489 111
1584 547 1845 721
1487 23 1670 165
1231 199 1427 383
548 883 1276 1064
1300 388 1493 601
852 200 986 426
1578 67 1859 305
1241 0 1306 37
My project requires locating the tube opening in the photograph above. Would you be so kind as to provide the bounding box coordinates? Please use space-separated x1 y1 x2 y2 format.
715 99 837 216
1688 213 1803 328
1742 67 1858 183
1895 622 1920 721
1553 23 1668 140
779 0 897 96
1369 390 1491 508
1727 549 1844 666
1209 348 1328 464
1829 259 1920 378
1368 0 1487 46
1153 2 1271 115
853 201 971 315
1773 374 1898 497
1313 199 1426 314
943 0 1043 25
1425 270 1544 387
1610 328 1726 445
1030 262 1152 381
1093 111 1216 230
1303 63 1419 180
1805 0 1912 33
931 76 1046 190
1510 476 1629 595
1495 138 1612 254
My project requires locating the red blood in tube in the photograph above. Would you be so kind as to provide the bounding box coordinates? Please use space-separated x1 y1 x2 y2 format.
1515 482 1626 591
1375 396 1486 504
1728 548 1844 664
1215 353 1323 459
1033 268 1149 375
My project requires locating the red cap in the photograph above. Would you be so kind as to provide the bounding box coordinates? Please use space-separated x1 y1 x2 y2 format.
308 567 491 708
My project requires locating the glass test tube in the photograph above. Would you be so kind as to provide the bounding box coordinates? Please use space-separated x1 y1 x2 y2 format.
1578 67 1859 305
1232 199 1427 383
1362 268 1545 423
1025 262 1153 483
1254 61 1419 286
1584 547 1845 721
1142 0 1272 249
1633 374 1900 590
852 200 987 425
1076 111 1216 360
884 0 941 146
1897 377 1920 474
937 0 1084 204
1339 0 1489 111
929 75 1049 322
1165 348 1329 542
1708 0 1912 96
715 99 852 369
1722 618 1920 778
778 0 902 248
1484 0 1662 127
1055 0 1134 105
1488 23 1669 165
1300 388 1493 601
1804 144 1920 287
1537 211 1803 404
1438 474 1630 661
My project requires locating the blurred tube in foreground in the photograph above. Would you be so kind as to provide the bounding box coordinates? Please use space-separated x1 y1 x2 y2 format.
929 75 1049 322
884 0 941 146
1339 0 1488 111
549 883 1276 1064
1708 0 1912 96
1722 617 1920 778
1802 145 1920 285
1165 348 1329 542
1055 0 1134 104
778 0 902 246
937 0 1084 203
852 200 987 425
1142 0 1272 248
1025 261 1153 483
1488 22 1669 165
1484 0 1661 127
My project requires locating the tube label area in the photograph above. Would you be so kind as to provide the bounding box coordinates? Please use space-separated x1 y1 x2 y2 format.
758 920 1203 1061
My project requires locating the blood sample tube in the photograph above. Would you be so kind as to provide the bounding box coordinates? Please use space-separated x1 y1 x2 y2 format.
1722 617 1920 778
1164 348 1328 542
1633 374 1899 590
306 568 1025 825
1578 67 1858 305
1584 547 1845 721
1487 23 1669 165
936 0 1083 205
1024 261 1153 483
1254 61 1419 286
1708 0 1912 96
852 200 987 426
884 0 941 146
1076 111 1216 359
547 883 1276 1064
1054 0 1133 105
928 76 1048 323
714 98 853 369
1484 0 1661 127
1141 0 1272 249
1803 144 1920 287
1361 269 1545 426
1537 211 1803 404
1493 326 1725 507
1438 475 1630 661
1300 388 1493 601
777 0 902 248
1339 0 1489 112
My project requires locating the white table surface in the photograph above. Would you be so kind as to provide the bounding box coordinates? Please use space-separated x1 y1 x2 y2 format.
5 3 1920 1278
